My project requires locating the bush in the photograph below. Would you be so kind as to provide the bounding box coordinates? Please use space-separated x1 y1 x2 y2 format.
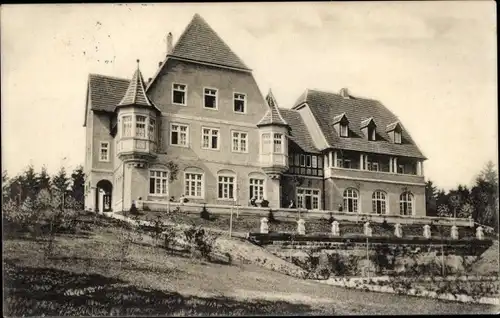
183 225 219 261
200 205 211 220
261 199 269 208
129 202 140 215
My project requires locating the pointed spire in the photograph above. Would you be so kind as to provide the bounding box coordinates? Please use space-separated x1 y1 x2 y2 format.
117 59 153 108
257 89 289 127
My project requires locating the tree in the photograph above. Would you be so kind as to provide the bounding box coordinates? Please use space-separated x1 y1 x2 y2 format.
425 180 438 216
471 161 499 231
51 167 70 209
2 170 10 202
70 165 85 208
22 165 38 200
37 165 51 193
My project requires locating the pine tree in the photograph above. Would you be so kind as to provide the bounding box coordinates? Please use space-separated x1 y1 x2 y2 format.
70 165 85 209
425 180 438 216
37 165 51 193
22 165 39 200
52 167 70 209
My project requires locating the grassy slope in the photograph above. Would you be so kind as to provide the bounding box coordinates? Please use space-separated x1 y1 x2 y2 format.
3 217 499 316
471 240 500 276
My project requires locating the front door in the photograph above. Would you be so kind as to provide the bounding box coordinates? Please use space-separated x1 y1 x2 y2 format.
103 194 111 212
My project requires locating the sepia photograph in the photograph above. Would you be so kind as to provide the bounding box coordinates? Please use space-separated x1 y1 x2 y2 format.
1 1 498 316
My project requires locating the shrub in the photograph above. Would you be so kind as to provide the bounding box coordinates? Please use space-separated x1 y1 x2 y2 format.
183 225 219 261
200 205 211 220
261 199 269 208
129 202 140 215
267 209 278 224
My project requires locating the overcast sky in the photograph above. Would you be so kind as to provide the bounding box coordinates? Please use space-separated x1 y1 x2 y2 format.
1 2 497 190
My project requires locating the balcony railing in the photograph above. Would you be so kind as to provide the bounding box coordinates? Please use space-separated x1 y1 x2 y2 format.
329 167 425 184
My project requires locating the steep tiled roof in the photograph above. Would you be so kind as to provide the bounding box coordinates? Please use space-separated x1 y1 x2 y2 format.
257 89 289 127
332 113 348 124
169 14 250 71
88 74 130 112
386 121 401 132
279 108 319 154
293 89 426 159
360 117 376 129
116 61 153 109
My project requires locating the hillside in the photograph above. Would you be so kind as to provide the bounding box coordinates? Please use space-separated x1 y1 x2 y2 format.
3 215 499 316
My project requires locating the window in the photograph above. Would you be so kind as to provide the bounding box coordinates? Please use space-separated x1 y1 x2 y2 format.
343 159 351 169
172 83 187 105
99 142 109 162
204 88 217 109
300 154 305 166
343 188 359 213
136 115 146 138
312 156 318 168
218 175 235 199
185 173 203 198
340 123 348 137
232 131 248 152
148 118 156 141
261 133 271 154
306 155 312 167
394 131 402 144
397 165 405 174
273 133 283 153
202 127 219 150
234 93 246 113
249 178 264 201
170 123 189 146
122 116 132 137
372 191 387 214
368 126 376 141
297 188 320 210
149 170 168 195
400 192 414 215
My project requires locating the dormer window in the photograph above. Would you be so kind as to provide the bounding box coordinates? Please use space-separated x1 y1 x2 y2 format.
368 126 376 141
394 130 402 144
386 121 403 144
340 123 348 137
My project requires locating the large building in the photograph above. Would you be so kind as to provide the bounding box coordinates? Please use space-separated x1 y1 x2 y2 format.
83 14 427 216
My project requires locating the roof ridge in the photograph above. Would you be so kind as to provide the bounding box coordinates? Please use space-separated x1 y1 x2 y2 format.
308 88 381 103
88 73 129 82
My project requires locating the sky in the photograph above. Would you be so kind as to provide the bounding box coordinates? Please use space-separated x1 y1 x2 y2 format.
1 2 497 191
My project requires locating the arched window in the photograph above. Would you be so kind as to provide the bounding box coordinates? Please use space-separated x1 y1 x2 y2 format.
372 190 387 214
400 192 414 215
343 188 359 213
184 167 204 198
248 172 265 201
217 169 236 200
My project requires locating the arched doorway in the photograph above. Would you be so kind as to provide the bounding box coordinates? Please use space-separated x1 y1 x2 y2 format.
96 180 113 212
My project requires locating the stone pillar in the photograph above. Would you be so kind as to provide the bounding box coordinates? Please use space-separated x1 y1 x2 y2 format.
333 151 337 168
423 224 431 239
297 219 306 235
476 226 484 240
266 175 281 209
360 154 364 170
450 225 459 239
393 157 398 173
421 161 424 176
389 157 393 173
260 217 269 234
364 221 372 237
98 189 105 213
417 161 422 176
331 220 340 236
394 223 403 238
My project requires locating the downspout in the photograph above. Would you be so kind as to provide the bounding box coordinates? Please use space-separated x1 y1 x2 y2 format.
322 151 326 211
122 162 125 211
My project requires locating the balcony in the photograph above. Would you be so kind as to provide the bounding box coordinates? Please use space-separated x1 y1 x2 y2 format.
329 167 425 185
118 138 157 162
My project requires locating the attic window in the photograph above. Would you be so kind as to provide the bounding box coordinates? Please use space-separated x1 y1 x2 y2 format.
340 123 348 137
368 126 376 141
394 130 402 144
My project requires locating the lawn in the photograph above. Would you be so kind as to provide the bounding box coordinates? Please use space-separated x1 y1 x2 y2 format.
3 213 499 316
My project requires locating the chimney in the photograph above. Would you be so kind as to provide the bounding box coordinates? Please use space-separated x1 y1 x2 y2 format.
158 61 162 68
340 88 350 99
167 32 173 55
